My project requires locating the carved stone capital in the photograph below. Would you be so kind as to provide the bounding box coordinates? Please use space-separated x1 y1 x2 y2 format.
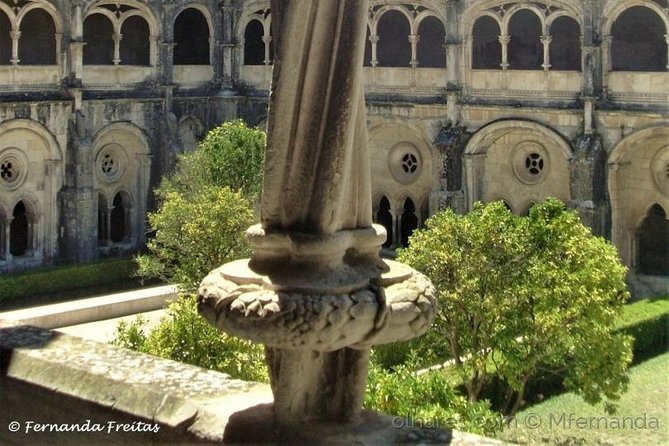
198 259 436 352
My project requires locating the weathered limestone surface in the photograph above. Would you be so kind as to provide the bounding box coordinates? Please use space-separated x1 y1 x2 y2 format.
198 0 438 431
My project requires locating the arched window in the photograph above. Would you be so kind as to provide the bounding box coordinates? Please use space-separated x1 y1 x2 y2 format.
400 198 418 247
417 16 446 68
550 16 581 70
638 204 669 275
508 9 542 70
472 16 501 69
98 193 108 246
83 14 114 64
174 8 210 65
120 16 150 65
611 6 667 71
0 11 9 65
10 201 29 256
377 10 411 67
244 19 265 65
376 196 393 248
110 192 127 243
18 9 56 65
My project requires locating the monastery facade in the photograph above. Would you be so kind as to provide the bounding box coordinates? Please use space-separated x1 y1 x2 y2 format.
0 0 667 296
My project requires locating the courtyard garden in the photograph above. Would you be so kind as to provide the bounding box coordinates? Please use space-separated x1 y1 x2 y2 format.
112 121 668 444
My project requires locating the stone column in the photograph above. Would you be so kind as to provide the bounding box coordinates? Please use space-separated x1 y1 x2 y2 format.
499 34 510 70
541 34 552 71
199 0 435 426
369 34 379 67
409 34 419 68
219 0 236 95
10 31 20 65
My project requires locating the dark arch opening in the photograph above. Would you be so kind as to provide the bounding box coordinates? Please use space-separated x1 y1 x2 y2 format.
612 6 667 71
0 11 9 65
19 9 56 65
174 8 210 65
244 19 264 65
110 193 126 243
83 14 114 64
120 16 150 65
472 16 501 69
417 16 446 68
377 10 411 67
550 16 581 70
376 196 393 248
508 9 543 70
10 201 28 256
98 193 108 246
400 198 418 247
638 204 669 275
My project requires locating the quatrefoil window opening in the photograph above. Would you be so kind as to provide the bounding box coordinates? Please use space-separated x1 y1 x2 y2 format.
525 153 545 175
96 145 126 183
1 158 16 183
401 153 418 174
665 161 669 178
101 153 116 175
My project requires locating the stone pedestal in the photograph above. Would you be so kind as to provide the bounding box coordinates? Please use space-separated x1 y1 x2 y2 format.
198 225 436 424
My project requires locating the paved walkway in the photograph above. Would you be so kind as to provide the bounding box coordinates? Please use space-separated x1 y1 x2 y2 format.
0 284 177 343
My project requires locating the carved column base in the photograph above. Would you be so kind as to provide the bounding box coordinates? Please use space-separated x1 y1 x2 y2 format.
197 226 436 424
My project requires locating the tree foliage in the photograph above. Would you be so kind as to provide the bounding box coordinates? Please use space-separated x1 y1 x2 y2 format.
136 120 264 291
398 199 633 415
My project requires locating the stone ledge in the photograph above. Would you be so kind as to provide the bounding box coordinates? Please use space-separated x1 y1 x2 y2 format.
0 319 509 445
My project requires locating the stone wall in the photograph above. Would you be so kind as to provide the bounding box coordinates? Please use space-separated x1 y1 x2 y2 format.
0 0 666 295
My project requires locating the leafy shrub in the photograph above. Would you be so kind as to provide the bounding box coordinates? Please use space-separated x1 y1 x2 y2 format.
365 354 504 437
398 199 633 415
113 294 268 383
615 296 669 362
0 258 137 304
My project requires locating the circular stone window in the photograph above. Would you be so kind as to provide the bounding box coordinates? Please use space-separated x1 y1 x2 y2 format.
388 143 422 185
512 141 550 185
96 144 126 183
650 146 669 197
0 148 28 191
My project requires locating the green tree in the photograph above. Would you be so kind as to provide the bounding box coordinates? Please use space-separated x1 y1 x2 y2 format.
117 121 267 382
398 199 632 415
136 120 265 290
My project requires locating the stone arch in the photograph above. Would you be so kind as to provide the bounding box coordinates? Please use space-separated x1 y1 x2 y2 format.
637 203 669 275
608 126 669 271
506 7 544 70
464 119 572 212
17 7 57 65
399 196 418 247
243 18 265 65
92 122 151 250
416 14 446 68
177 115 204 152
83 1 158 66
368 119 434 247
548 15 581 70
173 6 212 65
110 189 132 243
609 5 668 71
375 8 412 67
472 14 502 69
373 194 394 248
237 4 272 67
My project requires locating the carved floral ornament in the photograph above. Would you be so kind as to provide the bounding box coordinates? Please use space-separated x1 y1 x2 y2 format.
0 148 28 191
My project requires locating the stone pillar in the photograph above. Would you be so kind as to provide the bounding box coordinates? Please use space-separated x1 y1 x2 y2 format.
541 34 552 71
409 34 419 68
369 34 379 67
219 0 237 96
112 34 122 65
499 34 510 70
10 31 20 65
199 0 435 427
